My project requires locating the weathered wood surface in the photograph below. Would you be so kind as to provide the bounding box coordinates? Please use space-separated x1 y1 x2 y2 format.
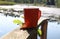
0 27 37 39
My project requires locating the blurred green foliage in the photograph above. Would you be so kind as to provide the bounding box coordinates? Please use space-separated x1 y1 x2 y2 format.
57 0 60 8
0 0 60 8
0 1 16 5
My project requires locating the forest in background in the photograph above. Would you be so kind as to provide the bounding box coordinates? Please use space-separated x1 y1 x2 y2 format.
0 0 60 7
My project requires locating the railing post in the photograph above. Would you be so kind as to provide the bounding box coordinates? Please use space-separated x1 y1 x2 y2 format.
40 20 48 39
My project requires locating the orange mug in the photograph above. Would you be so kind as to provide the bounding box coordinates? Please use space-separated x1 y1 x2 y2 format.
21 8 41 28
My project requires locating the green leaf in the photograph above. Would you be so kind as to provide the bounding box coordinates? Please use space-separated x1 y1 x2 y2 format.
13 19 23 25
37 29 42 36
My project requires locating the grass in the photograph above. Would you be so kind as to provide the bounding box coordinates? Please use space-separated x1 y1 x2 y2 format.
0 1 16 5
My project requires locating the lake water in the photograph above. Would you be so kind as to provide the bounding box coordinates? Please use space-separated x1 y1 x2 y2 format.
0 13 19 37
0 13 60 39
